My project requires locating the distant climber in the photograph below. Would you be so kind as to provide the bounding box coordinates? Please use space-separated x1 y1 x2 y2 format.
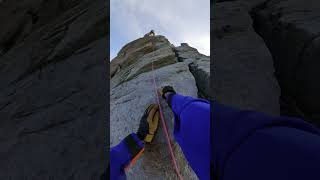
144 30 155 37
110 85 320 180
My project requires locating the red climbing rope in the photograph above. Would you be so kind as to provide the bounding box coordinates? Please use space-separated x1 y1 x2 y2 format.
151 60 184 180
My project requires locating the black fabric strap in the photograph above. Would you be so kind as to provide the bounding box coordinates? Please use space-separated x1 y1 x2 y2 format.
124 134 143 159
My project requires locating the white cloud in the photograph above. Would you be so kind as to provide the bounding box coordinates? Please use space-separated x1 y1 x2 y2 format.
110 0 210 60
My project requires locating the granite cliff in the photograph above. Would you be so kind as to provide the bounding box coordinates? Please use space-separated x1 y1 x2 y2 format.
110 35 210 179
213 0 320 127
0 0 108 179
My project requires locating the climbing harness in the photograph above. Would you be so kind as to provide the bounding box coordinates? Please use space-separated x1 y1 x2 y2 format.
151 60 184 180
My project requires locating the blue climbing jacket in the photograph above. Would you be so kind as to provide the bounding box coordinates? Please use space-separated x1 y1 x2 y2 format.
213 102 320 180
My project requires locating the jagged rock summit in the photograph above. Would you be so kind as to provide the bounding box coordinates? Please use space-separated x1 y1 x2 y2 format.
110 34 209 179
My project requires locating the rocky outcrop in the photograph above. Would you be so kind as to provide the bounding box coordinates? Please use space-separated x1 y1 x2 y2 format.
175 43 211 99
0 0 107 179
212 1 280 115
110 35 209 179
250 0 320 126
213 0 320 127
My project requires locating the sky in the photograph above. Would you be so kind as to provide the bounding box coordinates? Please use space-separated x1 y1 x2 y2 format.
110 0 210 61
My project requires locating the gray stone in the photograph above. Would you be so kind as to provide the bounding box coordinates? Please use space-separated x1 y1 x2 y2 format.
189 56 211 100
251 0 320 125
0 0 107 179
174 44 211 99
175 43 201 60
111 38 177 89
212 2 280 115
110 35 209 179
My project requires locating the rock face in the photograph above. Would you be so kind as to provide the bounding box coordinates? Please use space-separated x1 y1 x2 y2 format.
213 0 320 127
212 1 280 115
0 0 108 179
251 0 320 126
110 35 209 179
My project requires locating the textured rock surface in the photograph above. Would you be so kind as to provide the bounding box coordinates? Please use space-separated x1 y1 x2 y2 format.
212 1 280 115
110 35 209 179
0 0 108 179
251 0 320 126
175 44 211 99
214 0 320 126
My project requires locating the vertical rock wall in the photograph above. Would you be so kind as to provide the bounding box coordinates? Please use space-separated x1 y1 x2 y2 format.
212 1 280 115
0 0 108 179
251 0 320 126
110 35 209 179
213 0 320 127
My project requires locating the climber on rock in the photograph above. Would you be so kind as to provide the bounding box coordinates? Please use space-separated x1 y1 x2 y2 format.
144 30 155 37
110 86 210 180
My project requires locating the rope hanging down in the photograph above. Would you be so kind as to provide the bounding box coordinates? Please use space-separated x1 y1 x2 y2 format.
151 60 184 180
